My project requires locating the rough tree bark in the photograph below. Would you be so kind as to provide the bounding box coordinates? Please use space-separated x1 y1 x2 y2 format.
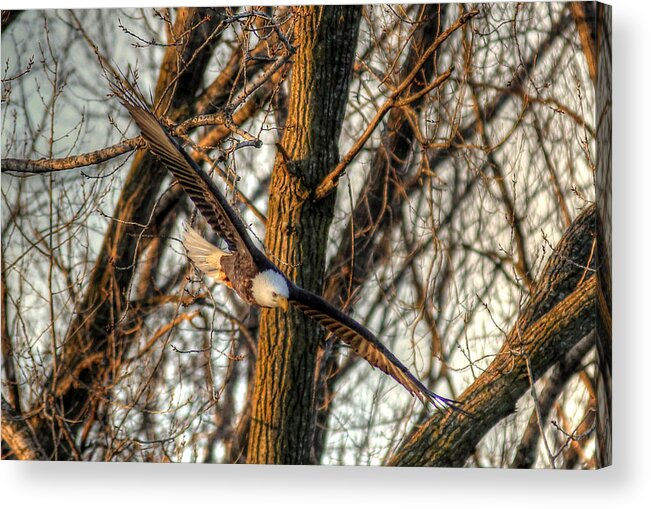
246 5 362 465
2 396 46 461
388 205 597 467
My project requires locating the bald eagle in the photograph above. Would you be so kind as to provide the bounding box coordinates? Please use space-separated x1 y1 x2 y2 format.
114 83 468 414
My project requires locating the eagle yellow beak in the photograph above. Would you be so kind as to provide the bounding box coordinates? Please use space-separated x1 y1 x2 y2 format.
277 297 289 312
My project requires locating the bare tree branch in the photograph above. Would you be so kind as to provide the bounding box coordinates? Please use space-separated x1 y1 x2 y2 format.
389 205 597 467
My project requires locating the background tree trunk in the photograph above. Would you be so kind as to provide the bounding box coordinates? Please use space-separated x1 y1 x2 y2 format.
28 8 226 460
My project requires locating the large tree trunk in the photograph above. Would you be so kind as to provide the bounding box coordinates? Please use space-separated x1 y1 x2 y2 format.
246 5 361 465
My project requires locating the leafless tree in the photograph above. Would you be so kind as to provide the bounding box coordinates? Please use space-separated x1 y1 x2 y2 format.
1 3 610 467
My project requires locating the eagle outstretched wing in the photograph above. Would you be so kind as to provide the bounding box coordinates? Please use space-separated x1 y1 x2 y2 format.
288 284 469 414
111 81 260 258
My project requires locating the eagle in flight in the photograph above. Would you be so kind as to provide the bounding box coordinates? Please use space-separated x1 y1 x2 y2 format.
114 82 467 414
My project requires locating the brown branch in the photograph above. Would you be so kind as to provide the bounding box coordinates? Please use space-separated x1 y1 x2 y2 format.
469 80 596 138
556 401 595 468
136 311 201 358
229 52 293 111
470 84 534 289
2 397 47 461
315 68 453 200
0 104 263 175
1 138 142 174
532 112 572 228
570 2 597 84
195 7 291 115
1 257 21 413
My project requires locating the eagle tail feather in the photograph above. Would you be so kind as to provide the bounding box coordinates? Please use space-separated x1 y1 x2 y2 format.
183 225 228 282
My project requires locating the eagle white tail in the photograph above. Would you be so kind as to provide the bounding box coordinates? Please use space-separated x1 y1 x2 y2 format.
183 225 228 282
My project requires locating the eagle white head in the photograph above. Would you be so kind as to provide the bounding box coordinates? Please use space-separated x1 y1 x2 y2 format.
251 269 290 310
